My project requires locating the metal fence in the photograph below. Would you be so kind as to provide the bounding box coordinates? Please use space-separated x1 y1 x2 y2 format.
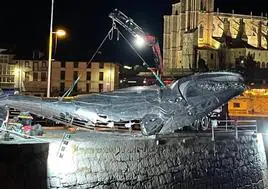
211 119 257 141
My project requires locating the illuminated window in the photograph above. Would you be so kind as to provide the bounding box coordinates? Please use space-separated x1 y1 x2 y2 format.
233 102 240 108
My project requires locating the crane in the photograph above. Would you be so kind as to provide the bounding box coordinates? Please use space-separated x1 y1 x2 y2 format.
109 9 164 81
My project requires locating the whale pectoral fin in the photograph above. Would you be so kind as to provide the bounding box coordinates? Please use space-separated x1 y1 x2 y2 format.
140 114 164 136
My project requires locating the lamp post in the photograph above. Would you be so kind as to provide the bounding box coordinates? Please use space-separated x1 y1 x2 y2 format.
47 0 67 97
47 29 66 97
47 0 55 98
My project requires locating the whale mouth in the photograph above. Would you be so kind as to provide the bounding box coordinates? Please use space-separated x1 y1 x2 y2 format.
175 72 245 101
169 72 246 118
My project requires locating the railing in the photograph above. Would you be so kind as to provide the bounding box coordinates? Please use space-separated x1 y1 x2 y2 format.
211 119 257 141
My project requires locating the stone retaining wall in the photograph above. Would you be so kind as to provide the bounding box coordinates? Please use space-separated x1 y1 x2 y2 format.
47 133 268 189
0 142 49 189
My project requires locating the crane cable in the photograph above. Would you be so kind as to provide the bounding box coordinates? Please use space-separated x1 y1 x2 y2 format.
60 22 117 100
60 21 165 100
116 29 166 88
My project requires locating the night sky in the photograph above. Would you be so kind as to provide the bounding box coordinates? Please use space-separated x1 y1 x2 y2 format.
0 0 267 64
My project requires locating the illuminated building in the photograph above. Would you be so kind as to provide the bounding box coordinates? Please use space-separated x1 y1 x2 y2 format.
0 48 16 89
164 0 268 76
14 60 119 97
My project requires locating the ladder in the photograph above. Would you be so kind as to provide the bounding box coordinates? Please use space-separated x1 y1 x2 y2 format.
57 132 72 158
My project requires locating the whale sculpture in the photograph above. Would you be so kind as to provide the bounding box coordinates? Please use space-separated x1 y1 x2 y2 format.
0 72 245 136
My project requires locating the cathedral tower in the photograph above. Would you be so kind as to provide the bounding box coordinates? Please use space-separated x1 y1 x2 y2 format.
163 0 215 75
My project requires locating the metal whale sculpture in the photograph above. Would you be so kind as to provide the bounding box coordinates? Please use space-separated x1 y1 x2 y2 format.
0 72 245 136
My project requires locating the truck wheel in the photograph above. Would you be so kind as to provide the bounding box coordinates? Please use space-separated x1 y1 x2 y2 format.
200 116 210 131
140 114 164 136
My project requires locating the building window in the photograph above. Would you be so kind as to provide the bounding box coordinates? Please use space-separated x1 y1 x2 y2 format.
33 62 38 71
211 53 214 60
199 25 204 38
41 72 46 81
256 62 260 68
99 84 103 93
253 27 257 36
25 61 30 68
99 72 104 81
61 61 66 68
74 62 79 68
233 102 240 108
73 84 78 92
7 67 10 75
87 72 91 80
201 0 206 11
87 63 91 68
262 62 265 68
42 61 47 68
60 82 65 92
99 62 104 69
33 72 38 81
73 71 78 81
86 83 91 92
25 72 30 81
61 71 65 80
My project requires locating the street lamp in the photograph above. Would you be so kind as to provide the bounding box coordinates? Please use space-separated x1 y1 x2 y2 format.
47 0 67 97
47 29 66 97
47 0 54 98
53 29 66 57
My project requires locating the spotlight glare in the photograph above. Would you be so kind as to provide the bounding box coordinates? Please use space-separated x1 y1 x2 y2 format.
135 35 145 47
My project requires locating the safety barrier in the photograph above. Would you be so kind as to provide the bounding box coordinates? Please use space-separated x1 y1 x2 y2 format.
211 119 257 141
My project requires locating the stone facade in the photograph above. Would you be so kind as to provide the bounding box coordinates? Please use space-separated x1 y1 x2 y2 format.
164 0 268 76
0 142 49 189
47 133 267 189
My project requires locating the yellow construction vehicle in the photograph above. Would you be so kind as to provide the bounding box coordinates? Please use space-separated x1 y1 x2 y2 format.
228 88 268 132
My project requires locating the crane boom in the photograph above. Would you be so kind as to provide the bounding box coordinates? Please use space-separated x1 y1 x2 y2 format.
109 9 163 76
